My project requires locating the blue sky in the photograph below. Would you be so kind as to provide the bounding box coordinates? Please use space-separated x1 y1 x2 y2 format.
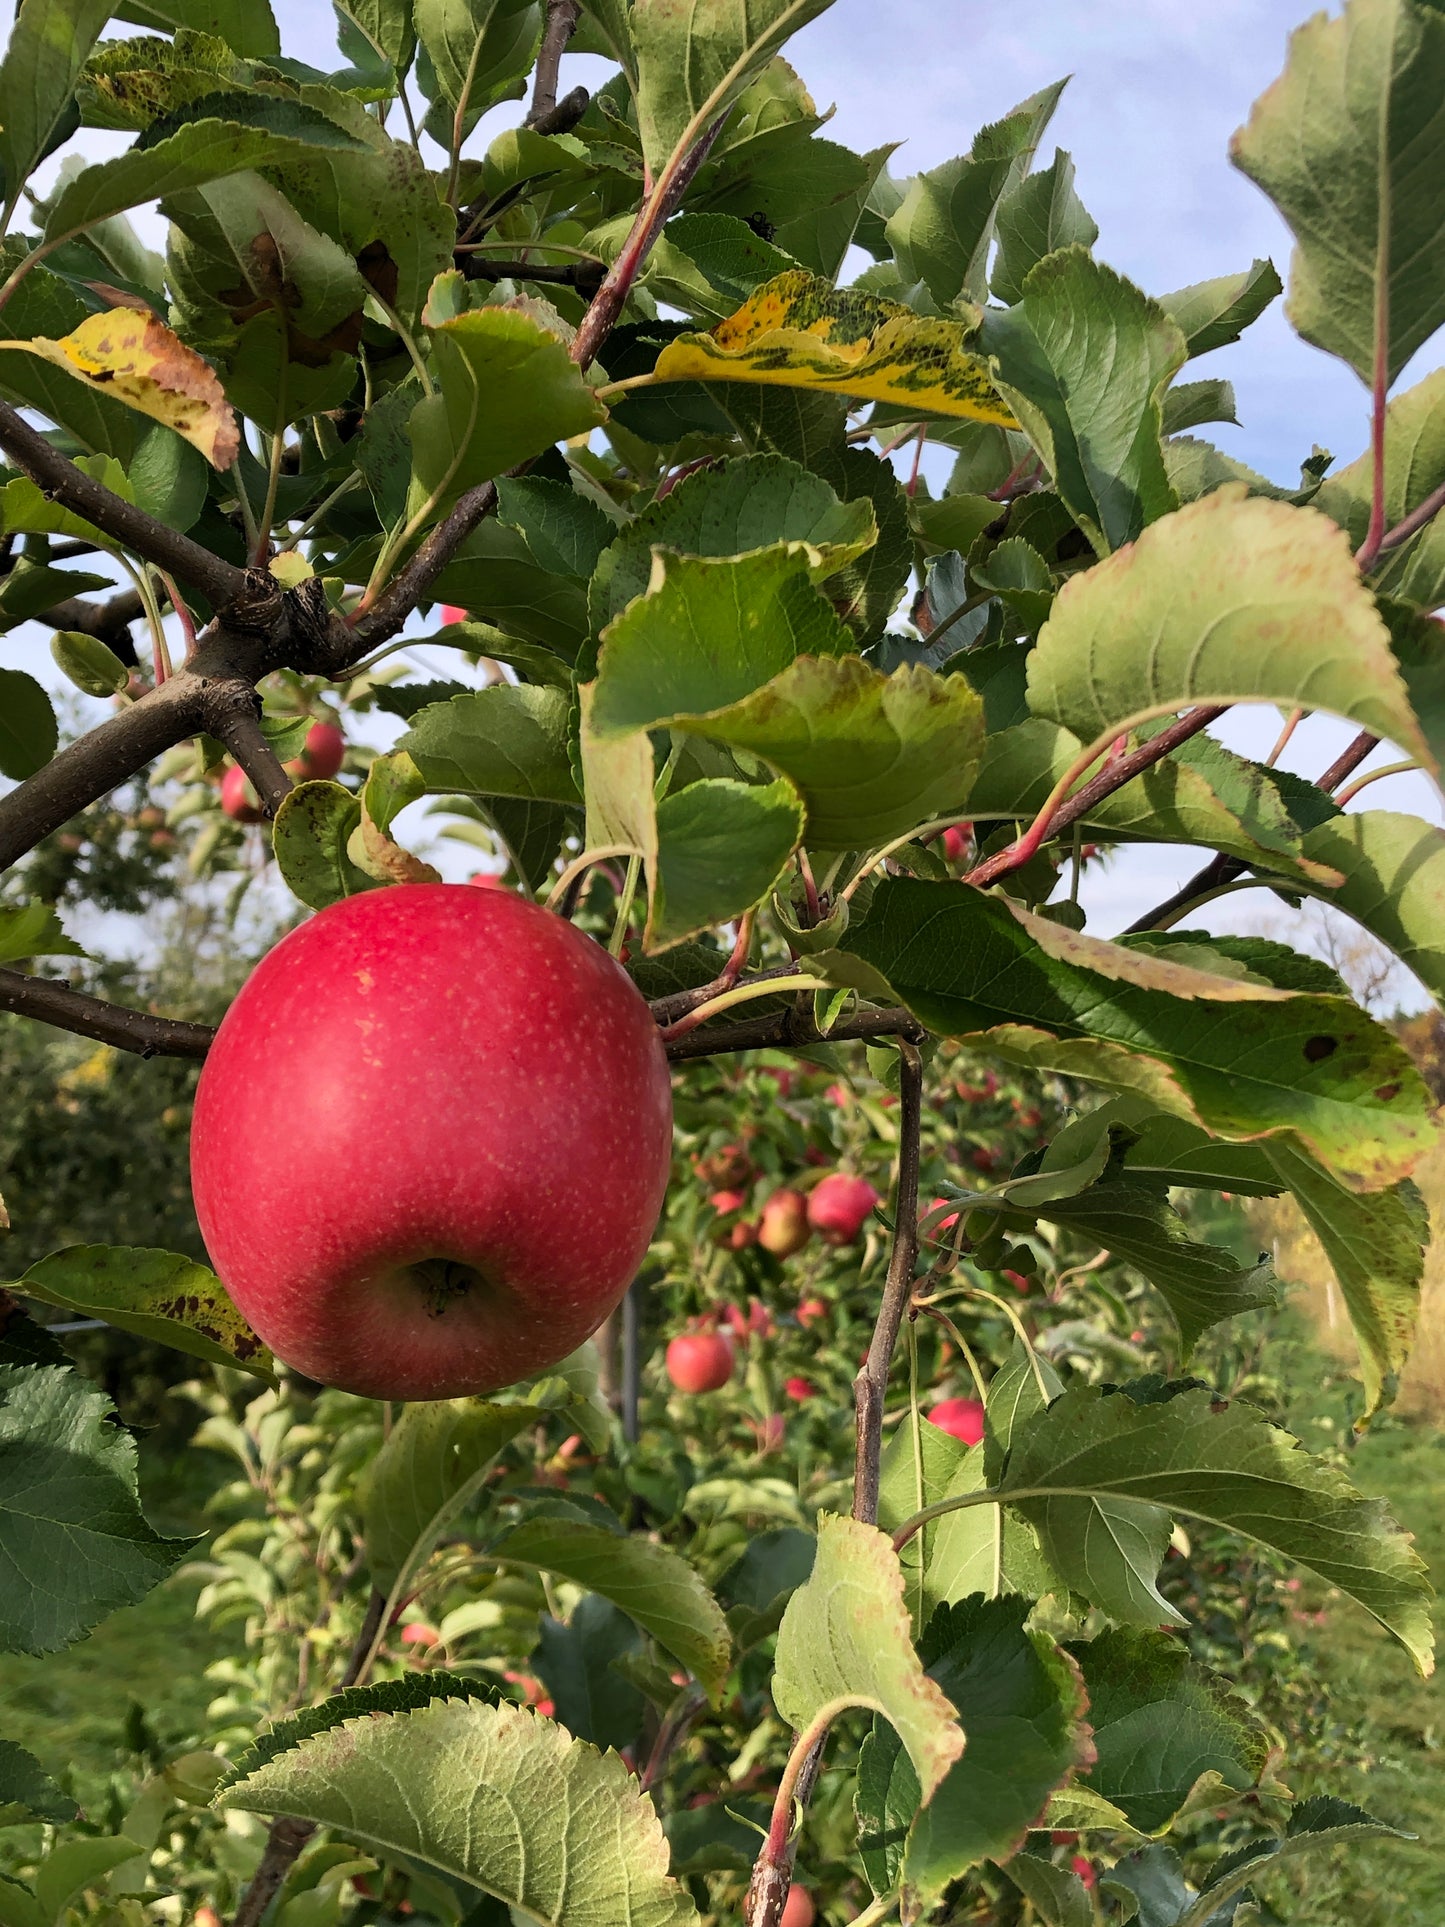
6 1 1444 993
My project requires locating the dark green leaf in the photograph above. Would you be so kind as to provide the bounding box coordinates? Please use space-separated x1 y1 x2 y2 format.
991 148 1098 305
1157 260 1282 359
0 671 58 781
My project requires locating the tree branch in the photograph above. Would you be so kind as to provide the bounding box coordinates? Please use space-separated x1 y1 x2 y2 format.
0 969 215 1058
459 254 606 294
210 688 294 818
0 400 249 606
661 1002 925 1062
964 705 1227 890
853 1039 923 1527
525 0 581 127
349 480 500 647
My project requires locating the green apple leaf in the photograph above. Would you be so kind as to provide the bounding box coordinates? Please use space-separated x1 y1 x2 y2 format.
1291 809 1445 1011
1265 1140 1427 1422
415 0 542 142
588 453 877 629
0 671 58 782
0 1362 190 1655
1231 0 1445 384
535 1595 646 1752
772 1512 963 1803
0 903 84 967
409 305 607 518
1315 368 1445 613
981 248 1185 554
223 1695 700 1925
0 1741 77 1830
488 1517 732 1700
1158 259 1283 359
991 148 1099 306
5 1245 274 1381
1175 1798 1411 1927
838 878 1435 1194
717 1528 816 1649
360 1399 540 1594
858 1594 1090 1909
631 0 837 181
118 2 280 58
1026 488 1432 768
0 0 114 209
885 81 1065 307
1068 1628 1269 1833
1039 1182 1278 1355
991 1382 1435 1674
651 775 804 947
336 0 416 69
1003 1853 1094 1927
398 686 580 804
270 780 378 910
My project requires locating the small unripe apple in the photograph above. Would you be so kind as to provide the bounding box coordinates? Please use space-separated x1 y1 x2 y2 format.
928 1397 985 1445
220 763 265 823
780 1885 815 1927
190 885 672 1399
758 1187 811 1257
666 1332 734 1392
300 720 345 781
807 1173 880 1244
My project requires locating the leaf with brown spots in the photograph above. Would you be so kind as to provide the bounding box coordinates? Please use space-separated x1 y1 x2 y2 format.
9 1244 275 1380
12 309 239 467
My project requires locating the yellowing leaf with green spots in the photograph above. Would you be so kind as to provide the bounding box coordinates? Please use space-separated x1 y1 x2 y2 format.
15 309 239 468
651 271 1015 425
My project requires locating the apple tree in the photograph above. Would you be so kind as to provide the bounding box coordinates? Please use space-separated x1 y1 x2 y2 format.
1 0 1444 1922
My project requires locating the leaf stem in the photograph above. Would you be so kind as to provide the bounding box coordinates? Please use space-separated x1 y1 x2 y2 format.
1330 758 1419 807
657 973 820 1041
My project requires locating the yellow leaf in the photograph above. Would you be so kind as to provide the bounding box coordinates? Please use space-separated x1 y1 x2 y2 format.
652 271 1016 425
25 309 239 469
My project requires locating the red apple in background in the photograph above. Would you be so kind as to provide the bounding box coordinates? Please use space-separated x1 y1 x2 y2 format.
696 1142 753 1188
807 1173 881 1244
220 763 265 823
941 823 971 861
726 1220 758 1250
780 1885 815 1927
666 1332 734 1392
440 604 468 626
190 885 672 1399
709 1188 747 1214
469 871 508 889
797 1295 827 1328
785 1376 814 1402
928 1397 986 1445
400 1621 440 1648
758 1187 811 1257
300 720 345 780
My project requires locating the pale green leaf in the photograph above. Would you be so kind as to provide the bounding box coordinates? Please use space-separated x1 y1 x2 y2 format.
118 2 280 58
360 1399 538 1594
651 775 803 947
631 0 837 180
1026 489 1432 770
1266 1140 1427 1422
995 1382 1434 1673
1231 0 1445 382
270 780 378 911
981 248 1185 554
223 1696 700 1925
415 0 542 140
0 903 84 967
409 306 607 516
0 0 114 207
1157 259 1283 359
51 629 132 698
772 1511 964 1802
399 686 580 804
8 1244 274 1380
488 1516 732 1699
991 148 1099 306
0 1363 189 1655
839 878 1435 1193
1314 368 1445 612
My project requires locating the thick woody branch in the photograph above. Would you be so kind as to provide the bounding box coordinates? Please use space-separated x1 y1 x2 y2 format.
526 0 582 127
0 400 249 606
0 970 214 1058
350 480 500 647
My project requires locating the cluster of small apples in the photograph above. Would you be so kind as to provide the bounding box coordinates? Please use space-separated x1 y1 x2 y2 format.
698 1139 882 1258
219 718 347 823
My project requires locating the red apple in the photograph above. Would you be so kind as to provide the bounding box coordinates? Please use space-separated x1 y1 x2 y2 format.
726 1220 758 1250
780 1886 815 1927
190 885 672 1399
440 604 468 626
220 762 265 823
797 1295 827 1328
941 823 971 861
709 1188 748 1214
300 720 345 781
807 1173 881 1244
666 1331 734 1392
469 871 509 889
785 1376 814 1402
696 1142 753 1188
758 1187 811 1257
400 1621 440 1647
928 1397 985 1445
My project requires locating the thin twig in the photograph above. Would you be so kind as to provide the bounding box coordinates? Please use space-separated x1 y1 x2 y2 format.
661 1003 925 1063
0 399 248 606
525 0 581 127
